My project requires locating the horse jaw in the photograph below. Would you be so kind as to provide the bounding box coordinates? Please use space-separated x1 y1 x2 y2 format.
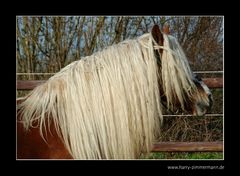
192 82 213 116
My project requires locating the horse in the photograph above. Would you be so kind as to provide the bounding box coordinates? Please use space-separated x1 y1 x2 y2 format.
17 24 212 159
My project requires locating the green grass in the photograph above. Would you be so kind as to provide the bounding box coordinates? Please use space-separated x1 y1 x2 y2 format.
141 152 223 159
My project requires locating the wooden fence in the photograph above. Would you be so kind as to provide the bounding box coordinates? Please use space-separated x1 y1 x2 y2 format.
16 77 223 152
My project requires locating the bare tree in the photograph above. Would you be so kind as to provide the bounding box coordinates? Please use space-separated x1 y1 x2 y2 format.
17 16 223 75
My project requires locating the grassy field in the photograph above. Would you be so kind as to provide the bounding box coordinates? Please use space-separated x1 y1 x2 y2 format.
141 152 223 159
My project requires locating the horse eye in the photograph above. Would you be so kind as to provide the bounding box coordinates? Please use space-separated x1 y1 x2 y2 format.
195 74 202 81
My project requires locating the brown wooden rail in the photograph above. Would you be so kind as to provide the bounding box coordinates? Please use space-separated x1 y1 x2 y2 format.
202 78 223 89
16 78 223 90
152 141 223 152
17 80 46 90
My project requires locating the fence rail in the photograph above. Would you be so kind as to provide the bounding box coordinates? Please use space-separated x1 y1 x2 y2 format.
16 78 223 90
152 142 223 152
16 71 224 75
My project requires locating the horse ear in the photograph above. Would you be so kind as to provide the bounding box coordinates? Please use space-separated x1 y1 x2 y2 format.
162 24 170 34
151 24 164 46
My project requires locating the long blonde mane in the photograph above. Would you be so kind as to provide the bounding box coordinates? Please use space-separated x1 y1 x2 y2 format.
17 32 200 159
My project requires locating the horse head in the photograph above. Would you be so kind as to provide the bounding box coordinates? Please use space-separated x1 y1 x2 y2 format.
151 24 212 116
